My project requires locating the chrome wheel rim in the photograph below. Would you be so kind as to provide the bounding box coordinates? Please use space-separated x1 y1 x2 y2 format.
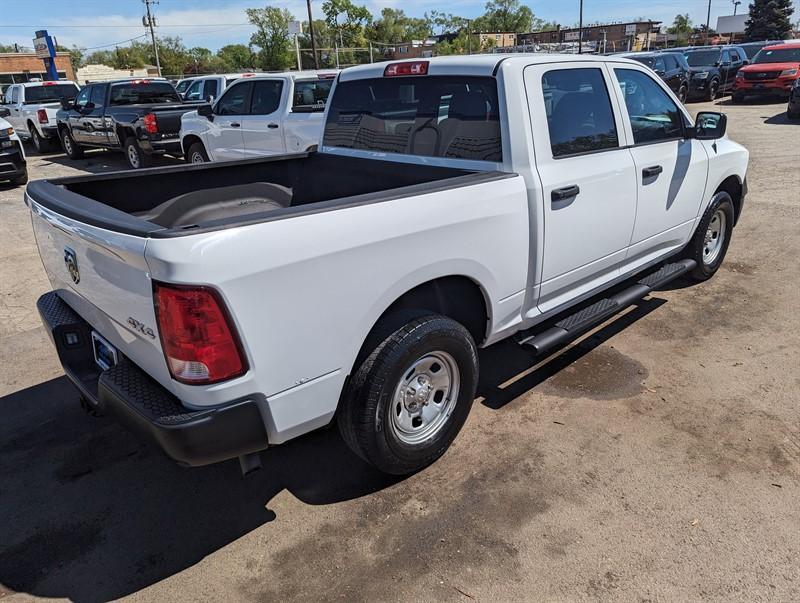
703 209 726 265
62 135 72 154
31 130 41 151
190 151 205 164
389 351 460 445
127 145 140 168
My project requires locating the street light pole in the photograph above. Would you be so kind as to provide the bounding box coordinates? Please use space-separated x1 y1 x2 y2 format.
578 0 584 54
306 0 320 69
705 0 712 45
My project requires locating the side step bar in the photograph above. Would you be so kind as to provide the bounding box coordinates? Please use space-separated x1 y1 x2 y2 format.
520 259 696 356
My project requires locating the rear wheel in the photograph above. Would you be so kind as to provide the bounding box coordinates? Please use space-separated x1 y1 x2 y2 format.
186 141 209 164
338 313 479 475
29 127 52 153
60 128 84 159
682 191 735 281
124 137 151 169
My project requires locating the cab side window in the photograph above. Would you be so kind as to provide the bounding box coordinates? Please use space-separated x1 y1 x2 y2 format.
10 86 20 104
541 68 619 158
203 79 219 100
215 82 251 115
250 80 283 115
721 50 732 65
89 84 106 108
614 69 684 145
184 79 204 101
74 86 91 109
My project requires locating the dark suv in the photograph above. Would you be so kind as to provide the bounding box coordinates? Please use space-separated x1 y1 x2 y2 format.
628 52 691 102
667 45 749 100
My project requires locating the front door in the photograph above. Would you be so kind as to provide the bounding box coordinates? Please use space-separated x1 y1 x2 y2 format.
524 64 638 313
69 86 93 143
611 67 709 270
240 79 286 158
4 86 24 132
80 84 109 146
207 81 250 161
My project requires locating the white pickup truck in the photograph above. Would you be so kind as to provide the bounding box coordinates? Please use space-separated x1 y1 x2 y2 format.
28 55 748 476
179 71 337 163
1 81 80 153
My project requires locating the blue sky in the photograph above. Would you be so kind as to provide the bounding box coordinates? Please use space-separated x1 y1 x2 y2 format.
1 0 798 51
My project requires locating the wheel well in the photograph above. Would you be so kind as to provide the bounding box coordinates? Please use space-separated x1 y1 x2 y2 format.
116 125 135 144
715 176 743 224
26 119 36 132
381 276 489 345
182 134 203 155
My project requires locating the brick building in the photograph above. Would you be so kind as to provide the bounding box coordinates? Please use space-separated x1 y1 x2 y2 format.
0 52 76 92
479 33 518 48
519 21 661 52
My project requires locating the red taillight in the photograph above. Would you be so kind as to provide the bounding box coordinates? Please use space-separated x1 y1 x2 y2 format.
384 61 429 77
153 283 247 385
143 113 158 134
131 79 151 85
37 109 48 124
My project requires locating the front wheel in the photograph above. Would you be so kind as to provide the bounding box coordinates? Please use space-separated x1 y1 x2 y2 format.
186 141 209 164
60 129 84 159
706 79 720 101
124 137 151 169
338 313 479 475
677 83 688 104
682 191 735 281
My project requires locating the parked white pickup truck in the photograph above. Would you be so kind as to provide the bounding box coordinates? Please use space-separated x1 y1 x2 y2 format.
1 81 80 152
28 55 748 476
179 71 337 163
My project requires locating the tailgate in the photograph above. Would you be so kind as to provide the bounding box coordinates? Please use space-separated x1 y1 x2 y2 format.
150 105 197 137
28 196 172 388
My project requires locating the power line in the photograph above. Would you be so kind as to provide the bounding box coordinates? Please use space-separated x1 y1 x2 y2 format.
0 24 250 28
83 34 149 50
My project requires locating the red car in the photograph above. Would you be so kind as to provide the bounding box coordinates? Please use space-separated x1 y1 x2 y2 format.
733 43 800 102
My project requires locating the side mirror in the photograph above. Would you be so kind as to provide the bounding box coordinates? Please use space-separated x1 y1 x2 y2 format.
693 111 727 140
205 94 215 103
60 98 74 111
0 107 9 118
197 103 213 119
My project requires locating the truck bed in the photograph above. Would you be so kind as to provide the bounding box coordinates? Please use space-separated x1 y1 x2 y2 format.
26 152 506 237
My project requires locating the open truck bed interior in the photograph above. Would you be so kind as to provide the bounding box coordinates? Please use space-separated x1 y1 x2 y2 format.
26 153 510 237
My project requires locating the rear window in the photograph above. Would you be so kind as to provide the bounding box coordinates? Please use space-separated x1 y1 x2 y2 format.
109 81 181 105
323 76 502 162
23 83 79 104
293 79 333 109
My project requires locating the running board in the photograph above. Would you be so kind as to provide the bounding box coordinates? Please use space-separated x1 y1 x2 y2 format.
520 259 696 356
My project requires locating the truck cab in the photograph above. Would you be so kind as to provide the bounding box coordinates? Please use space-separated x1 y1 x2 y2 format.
180 71 338 163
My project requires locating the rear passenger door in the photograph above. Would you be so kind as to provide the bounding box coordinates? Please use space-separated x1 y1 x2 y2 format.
524 64 638 313
611 67 709 270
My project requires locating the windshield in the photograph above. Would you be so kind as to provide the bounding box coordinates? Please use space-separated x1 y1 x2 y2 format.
23 83 79 104
633 56 656 68
110 81 181 105
175 80 193 94
323 75 502 162
685 50 721 67
752 47 800 64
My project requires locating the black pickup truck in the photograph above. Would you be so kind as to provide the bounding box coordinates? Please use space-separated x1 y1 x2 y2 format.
57 79 204 169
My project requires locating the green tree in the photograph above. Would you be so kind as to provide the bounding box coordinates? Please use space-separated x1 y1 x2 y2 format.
745 0 795 40
216 44 255 71
473 0 534 33
57 44 84 72
247 6 294 71
667 13 693 45
425 11 470 35
0 43 16 53
369 8 431 43
322 0 372 47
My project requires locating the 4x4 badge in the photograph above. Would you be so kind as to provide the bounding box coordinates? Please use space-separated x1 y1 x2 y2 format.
64 247 80 284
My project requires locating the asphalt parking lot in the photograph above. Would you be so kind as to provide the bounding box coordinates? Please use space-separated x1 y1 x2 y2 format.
1 98 798 602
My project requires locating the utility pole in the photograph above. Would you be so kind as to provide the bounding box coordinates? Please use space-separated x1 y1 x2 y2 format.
705 0 712 45
306 0 319 69
578 0 584 54
143 0 162 76
732 0 741 15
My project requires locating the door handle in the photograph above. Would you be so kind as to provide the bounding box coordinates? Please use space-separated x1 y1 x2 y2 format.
551 185 580 202
230 122 240 128
267 123 279 129
642 165 663 179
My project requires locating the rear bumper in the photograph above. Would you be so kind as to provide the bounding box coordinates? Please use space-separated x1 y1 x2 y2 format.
41 125 60 139
37 291 270 466
140 137 182 156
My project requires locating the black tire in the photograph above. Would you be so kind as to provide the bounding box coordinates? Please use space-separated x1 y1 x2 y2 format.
29 126 52 153
706 79 720 101
60 128 84 159
124 137 151 169
11 170 28 186
678 83 688 104
338 313 479 475
682 191 735 281
732 91 745 104
788 107 800 120
186 141 209 164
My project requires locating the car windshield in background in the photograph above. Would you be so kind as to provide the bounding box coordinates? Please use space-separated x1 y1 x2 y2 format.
633 56 657 68
685 50 722 67
323 75 502 162
23 84 79 103
110 82 181 105
752 48 800 63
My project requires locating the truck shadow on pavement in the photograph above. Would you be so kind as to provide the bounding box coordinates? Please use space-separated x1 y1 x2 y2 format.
30 148 183 176
0 295 667 602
